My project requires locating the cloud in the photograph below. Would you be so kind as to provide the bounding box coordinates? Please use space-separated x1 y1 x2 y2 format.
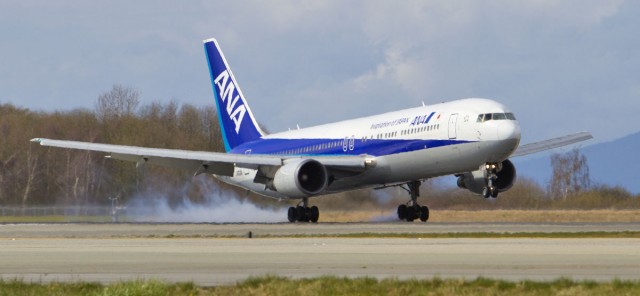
1 1 638 143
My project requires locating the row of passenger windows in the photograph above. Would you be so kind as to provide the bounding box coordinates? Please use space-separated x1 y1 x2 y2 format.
401 124 440 136
372 124 441 140
271 124 442 155
274 140 349 155
477 112 516 122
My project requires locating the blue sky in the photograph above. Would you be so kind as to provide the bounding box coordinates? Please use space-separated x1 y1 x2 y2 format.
1 1 638 146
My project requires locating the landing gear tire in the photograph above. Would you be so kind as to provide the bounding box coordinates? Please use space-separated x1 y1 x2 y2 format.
397 204 407 220
309 206 319 223
483 186 498 198
420 206 429 222
491 188 499 198
287 199 320 223
287 207 297 222
482 187 491 198
405 206 416 222
297 206 309 222
396 180 430 223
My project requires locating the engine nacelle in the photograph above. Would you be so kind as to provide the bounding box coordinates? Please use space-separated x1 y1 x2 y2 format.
457 159 517 195
272 159 328 198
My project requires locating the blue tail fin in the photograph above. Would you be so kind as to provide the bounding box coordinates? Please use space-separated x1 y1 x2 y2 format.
204 38 264 152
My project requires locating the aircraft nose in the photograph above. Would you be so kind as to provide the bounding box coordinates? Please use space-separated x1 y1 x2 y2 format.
498 121 521 141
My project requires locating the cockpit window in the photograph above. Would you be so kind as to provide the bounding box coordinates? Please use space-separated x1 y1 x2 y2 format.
493 113 506 120
477 112 516 122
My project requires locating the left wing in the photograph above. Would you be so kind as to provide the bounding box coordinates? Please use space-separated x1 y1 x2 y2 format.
30 138 370 177
510 131 593 157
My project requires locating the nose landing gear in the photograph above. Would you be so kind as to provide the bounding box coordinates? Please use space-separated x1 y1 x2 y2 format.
483 163 500 198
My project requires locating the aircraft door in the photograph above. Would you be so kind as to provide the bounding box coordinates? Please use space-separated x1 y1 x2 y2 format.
448 113 458 139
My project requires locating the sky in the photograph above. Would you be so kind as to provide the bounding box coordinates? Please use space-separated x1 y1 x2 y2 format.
1 0 639 146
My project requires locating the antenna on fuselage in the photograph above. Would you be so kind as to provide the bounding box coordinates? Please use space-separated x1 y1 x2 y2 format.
296 124 300 130
422 101 425 107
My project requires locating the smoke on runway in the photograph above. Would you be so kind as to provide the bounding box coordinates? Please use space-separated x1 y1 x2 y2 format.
125 175 287 223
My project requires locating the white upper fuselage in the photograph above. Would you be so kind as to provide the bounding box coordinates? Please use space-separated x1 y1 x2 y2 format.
220 98 521 199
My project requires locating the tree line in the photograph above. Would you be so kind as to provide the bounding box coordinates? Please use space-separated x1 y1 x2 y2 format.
1 85 223 207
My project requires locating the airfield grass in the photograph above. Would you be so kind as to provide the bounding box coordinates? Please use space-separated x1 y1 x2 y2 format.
2 276 640 296
320 209 640 223
2 209 640 224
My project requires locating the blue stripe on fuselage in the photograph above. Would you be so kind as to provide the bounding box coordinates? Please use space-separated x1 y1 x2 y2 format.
229 138 474 156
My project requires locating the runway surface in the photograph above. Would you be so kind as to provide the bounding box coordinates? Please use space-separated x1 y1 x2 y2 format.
1 223 640 285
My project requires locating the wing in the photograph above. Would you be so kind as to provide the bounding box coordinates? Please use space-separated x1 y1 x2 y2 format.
30 138 370 177
510 131 593 157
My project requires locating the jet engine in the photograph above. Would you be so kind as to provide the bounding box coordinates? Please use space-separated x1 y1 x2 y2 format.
272 159 328 198
457 159 517 196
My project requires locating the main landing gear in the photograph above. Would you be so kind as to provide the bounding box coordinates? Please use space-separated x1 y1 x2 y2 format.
396 180 429 222
287 197 319 223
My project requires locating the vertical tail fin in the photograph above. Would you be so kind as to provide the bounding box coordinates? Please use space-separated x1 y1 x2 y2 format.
204 38 264 152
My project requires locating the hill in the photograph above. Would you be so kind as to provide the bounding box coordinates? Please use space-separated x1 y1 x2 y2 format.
514 131 640 194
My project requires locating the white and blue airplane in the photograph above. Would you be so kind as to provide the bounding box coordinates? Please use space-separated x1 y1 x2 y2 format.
32 38 592 223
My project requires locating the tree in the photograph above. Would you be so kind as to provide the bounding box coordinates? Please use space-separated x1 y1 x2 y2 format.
95 85 140 122
548 148 591 200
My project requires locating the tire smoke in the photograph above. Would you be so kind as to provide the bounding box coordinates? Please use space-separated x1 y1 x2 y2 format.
125 175 287 223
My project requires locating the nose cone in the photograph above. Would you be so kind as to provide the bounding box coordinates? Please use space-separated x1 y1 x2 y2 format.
496 121 521 158
498 120 521 141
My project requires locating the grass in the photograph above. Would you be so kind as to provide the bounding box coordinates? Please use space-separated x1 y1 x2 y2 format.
320 209 640 223
275 231 640 239
0 215 124 223
2 276 640 296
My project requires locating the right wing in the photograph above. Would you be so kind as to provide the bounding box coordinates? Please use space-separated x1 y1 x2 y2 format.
30 138 371 177
510 131 593 157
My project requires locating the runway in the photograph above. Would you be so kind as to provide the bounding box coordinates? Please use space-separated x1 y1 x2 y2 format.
1 223 640 285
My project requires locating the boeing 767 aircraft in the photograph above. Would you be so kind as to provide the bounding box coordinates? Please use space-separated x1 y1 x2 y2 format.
32 38 592 223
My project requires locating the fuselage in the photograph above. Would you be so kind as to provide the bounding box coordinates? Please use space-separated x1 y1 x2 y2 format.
217 98 521 199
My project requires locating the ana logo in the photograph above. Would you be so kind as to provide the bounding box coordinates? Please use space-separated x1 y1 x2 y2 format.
214 70 247 134
410 112 436 126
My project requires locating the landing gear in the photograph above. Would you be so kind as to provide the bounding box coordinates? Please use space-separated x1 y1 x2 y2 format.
483 163 500 198
287 198 319 223
396 180 429 222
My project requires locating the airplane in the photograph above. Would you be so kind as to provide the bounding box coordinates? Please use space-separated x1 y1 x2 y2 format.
31 38 592 223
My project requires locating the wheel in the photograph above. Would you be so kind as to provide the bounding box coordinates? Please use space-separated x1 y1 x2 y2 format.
287 207 296 223
309 206 319 223
490 188 499 198
405 206 416 222
296 206 308 222
419 206 429 222
397 204 407 220
482 187 491 198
